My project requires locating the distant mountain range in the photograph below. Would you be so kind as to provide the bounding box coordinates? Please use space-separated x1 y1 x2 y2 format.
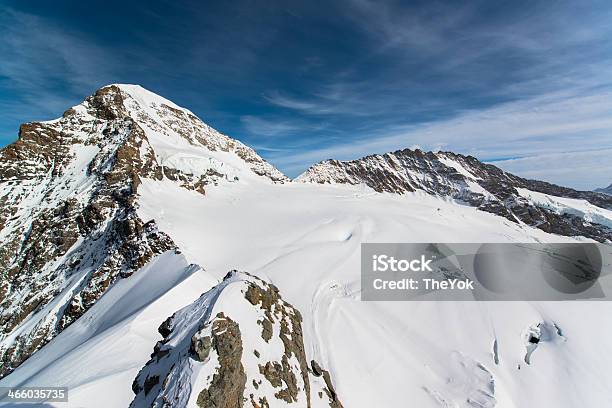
595 183 612 195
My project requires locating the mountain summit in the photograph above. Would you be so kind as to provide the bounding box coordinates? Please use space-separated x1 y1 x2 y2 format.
0 84 286 378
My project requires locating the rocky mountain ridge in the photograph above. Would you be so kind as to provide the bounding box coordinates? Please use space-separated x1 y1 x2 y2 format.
297 149 612 242
131 271 342 408
0 84 287 379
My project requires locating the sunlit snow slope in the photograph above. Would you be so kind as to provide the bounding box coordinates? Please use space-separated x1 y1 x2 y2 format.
1 84 612 408
134 177 612 408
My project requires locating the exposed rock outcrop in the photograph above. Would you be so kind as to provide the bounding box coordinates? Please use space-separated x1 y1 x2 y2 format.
130 271 342 408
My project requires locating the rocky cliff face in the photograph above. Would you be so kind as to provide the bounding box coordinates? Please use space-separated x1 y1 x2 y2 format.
0 84 287 378
297 149 612 242
130 271 342 408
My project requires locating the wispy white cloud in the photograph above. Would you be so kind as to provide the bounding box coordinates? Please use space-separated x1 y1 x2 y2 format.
343 0 475 53
264 1 612 120
240 115 303 136
1 10 115 88
263 83 419 117
262 91 323 113
0 8 121 125
240 114 331 140
491 149 612 191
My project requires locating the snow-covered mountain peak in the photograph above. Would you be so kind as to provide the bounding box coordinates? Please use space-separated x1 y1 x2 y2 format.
59 84 289 184
113 83 185 111
0 83 289 379
297 148 612 242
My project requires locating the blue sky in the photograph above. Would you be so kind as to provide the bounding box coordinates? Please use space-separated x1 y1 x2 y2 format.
1 0 611 189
